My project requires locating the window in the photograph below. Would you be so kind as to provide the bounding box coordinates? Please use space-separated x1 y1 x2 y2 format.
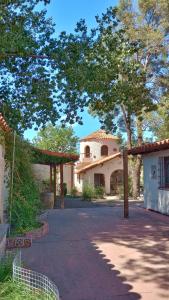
159 156 169 188
85 145 90 158
101 145 108 156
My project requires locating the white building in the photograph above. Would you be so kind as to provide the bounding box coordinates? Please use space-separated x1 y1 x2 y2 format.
129 139 169 215
74 130 123 194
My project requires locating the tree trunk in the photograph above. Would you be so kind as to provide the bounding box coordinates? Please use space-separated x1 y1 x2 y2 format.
131 118 143 198
132 155 142 198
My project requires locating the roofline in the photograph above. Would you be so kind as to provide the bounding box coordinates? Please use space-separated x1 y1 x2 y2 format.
128 139 169 155
0 114 11 132
80 137 119 142
76 152 121 174
34 147 79 161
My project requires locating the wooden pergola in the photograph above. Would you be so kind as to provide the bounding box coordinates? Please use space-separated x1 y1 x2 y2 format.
32 148 79 208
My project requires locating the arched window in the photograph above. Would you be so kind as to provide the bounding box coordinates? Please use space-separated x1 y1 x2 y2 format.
101 145 108 156
85 145 90 158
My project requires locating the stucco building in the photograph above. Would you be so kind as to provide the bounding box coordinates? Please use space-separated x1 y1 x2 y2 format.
74 130 123 194
129 139 169 215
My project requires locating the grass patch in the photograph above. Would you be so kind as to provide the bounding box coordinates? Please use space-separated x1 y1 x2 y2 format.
0 280 56 300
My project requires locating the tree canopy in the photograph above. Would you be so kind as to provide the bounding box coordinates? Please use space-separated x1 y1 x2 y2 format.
0 0 59 132
32 124 79 154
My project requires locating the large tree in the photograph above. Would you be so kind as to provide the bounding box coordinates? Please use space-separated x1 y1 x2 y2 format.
0 0 59 132
54 8 156 197
32 124 79 154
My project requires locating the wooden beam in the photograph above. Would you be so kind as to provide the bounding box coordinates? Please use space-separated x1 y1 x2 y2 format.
71 163 74 190
123 149 129 218
60 164 64 209
53 165 56 207
50 164 53 192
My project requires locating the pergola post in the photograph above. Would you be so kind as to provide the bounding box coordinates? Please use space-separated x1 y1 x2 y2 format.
123 149 129 218
60 163 64 209
50 164 53 192
53 165 57 207
71 163 74 190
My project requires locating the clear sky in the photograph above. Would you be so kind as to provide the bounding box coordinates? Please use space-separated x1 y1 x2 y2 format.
24 0 119 141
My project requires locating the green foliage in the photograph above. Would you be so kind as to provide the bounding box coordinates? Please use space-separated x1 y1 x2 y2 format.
0 256 13 283
0 280 54 300
32 124 79 154
0 0 59 133
82 183 95 201
95 186 105 199
82 183 105 200
70 186 78 197
5 132 40 234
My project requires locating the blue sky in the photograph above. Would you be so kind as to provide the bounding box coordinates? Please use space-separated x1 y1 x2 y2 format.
24 0 119 141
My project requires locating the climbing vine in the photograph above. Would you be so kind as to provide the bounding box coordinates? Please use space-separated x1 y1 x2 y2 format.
4 132 40 234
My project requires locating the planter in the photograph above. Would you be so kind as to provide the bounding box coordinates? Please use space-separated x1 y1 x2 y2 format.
40 192 54 209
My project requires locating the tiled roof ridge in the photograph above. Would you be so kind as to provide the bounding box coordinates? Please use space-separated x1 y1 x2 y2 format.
80 129 119 141
0 113 10 132
76 152 121 174
128 138 169 155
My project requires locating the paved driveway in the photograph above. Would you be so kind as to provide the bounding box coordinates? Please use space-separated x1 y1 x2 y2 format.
22 205 169 300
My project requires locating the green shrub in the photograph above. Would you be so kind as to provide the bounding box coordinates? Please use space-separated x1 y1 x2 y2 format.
0 256 13 282
95 186 105 198
0 280 56 300
82 182 95 201
70 186 78 197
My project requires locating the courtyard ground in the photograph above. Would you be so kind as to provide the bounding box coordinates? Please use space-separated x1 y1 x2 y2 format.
22 202 169 300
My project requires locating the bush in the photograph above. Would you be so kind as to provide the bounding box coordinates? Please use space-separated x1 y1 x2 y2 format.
82 183 95 201
95 186 105 198
70 186 78 197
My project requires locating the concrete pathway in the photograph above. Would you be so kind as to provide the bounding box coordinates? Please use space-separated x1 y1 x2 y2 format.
22 205 169 300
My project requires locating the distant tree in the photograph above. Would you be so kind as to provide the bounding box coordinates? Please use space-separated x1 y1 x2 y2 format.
32 124 79 154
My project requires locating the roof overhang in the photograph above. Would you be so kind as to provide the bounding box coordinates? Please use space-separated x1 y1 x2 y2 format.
0 114 10 132
128 139 169 156
32 147 79 165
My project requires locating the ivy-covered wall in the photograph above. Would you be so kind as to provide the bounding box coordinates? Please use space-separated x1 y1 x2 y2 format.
0 144 5 223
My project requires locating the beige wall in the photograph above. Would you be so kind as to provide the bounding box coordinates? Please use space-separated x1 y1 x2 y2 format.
80 139 120 162
32 163 73 194
0 145 5 223
75 156 123 194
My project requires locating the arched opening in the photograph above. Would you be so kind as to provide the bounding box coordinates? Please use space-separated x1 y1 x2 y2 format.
110 170 123 195
101 145 108 156
85 145 90 158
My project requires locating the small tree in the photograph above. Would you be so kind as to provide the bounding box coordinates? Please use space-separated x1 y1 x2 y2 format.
33 124 79 154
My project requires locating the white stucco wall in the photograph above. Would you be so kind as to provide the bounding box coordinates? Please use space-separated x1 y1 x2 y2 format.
75 156 123 194
80 139 120 162
0 145 5 223
143 149 169 215
32 163 73 194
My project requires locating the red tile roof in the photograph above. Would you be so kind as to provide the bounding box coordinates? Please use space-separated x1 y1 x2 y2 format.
76 152 121 174
80 130 119 142
128 139 169 155
0 114 10 132
35 148 79 162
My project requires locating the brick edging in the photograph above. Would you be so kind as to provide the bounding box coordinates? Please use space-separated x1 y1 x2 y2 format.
25 221 49 240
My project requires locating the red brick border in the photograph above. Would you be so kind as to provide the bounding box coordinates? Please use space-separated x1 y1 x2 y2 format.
25 221 49 240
